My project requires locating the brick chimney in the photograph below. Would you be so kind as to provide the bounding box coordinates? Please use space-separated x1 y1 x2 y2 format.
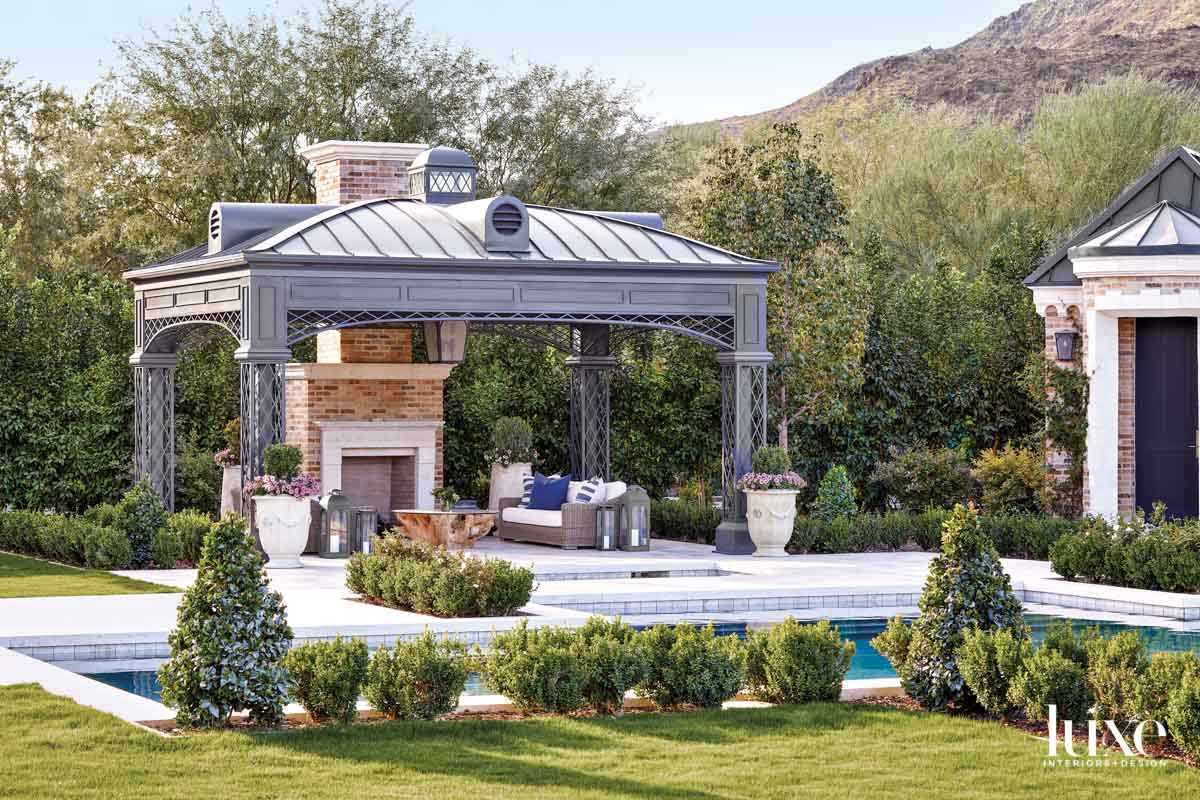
301 140 429 206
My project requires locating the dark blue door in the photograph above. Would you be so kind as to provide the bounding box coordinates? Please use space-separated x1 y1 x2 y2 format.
1136 317 1198 519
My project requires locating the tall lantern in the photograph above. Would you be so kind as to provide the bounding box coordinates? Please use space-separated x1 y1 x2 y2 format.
615 486 651 551
319 490 353 558
351 506 378 555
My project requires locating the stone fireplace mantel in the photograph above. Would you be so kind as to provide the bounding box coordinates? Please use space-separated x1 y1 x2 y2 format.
318 420 443 510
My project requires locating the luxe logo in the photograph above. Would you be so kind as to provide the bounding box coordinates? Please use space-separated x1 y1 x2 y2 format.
1046 704 1165 757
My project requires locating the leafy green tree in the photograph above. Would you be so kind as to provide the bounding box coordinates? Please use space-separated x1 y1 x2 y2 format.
688 123 866 450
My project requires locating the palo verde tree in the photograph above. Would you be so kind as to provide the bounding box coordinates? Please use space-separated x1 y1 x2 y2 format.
688 123 866 451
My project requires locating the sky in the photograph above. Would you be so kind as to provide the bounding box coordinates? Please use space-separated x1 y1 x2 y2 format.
3 0 1023 125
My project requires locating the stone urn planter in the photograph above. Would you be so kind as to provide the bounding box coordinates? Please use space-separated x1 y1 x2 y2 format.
743 490 799 557
488 461 532 511
220 465 242 518
252 495 312 569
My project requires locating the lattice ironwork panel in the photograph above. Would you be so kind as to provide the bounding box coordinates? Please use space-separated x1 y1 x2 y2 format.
144 310 242 352
720 364 738 522
569 365 612 480
719 361 768 523
240 362 287 485
287 309 735 351
133 366 176 511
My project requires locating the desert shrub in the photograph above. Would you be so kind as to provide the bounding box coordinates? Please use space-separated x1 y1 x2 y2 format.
115 478 169 568
574 616 645 714
1037 618 1099 669
157 514 292 728
1085 630 1147 722
651 499 720 544
283 636 369 723
169 509 213 565
751 445 791 475
972 444 1046 514
870 504 1025 710
956 627 1031 716
635 623 743 709
480 620 589 713
151 526 183 568
262 443 303 480
345 540 533 617
1133 652 1199 723
84 525 132 569
744 618 854 704
871 446 974 511
1008 647 1092 722
811 466 857 522
364 631 470 720
1166 673 1200 758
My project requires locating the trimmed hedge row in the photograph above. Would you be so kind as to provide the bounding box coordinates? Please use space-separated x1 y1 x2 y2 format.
1050 513 1200 593
0 510 129 568
652 501 1075 560
345 538 534 617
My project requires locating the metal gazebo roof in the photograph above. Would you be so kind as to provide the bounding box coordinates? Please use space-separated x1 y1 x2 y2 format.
1069 200 1200 258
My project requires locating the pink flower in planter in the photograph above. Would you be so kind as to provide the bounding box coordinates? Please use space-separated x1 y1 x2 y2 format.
244 473 321 499
737 471 807 492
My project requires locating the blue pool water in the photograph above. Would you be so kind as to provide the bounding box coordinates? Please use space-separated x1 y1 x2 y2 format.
82 614 1200 703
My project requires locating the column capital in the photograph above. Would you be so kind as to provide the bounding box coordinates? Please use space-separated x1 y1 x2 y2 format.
129 350 179 368
566 354 617 369
234 345 293 363
716 350 772 366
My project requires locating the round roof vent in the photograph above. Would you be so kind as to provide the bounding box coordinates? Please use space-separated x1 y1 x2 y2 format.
492 202 523 236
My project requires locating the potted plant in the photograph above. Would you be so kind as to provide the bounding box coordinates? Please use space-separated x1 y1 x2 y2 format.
215 418 242 518
244 443 320 569
485 416 537 511
433 486 460 511
738 446 806 558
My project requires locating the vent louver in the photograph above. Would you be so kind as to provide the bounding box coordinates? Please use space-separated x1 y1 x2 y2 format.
492 203 523 235
209 207 220 241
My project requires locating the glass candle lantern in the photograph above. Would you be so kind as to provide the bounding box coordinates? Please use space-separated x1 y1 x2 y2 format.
595 505 617 550
616 485 651 551
351 506 377 555
319 490 353 558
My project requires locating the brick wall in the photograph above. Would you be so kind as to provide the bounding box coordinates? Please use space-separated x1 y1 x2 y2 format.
1042 303 1085 502
341 455 416 518
1117 318 1136 514
317 328 413 364
313 157 412 205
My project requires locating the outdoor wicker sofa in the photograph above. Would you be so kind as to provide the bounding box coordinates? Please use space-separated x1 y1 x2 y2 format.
496 480 627 548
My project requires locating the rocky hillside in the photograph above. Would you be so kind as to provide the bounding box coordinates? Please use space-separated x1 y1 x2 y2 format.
700 0 1200 136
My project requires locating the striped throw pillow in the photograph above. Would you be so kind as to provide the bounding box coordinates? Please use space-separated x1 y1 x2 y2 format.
574 476 604 504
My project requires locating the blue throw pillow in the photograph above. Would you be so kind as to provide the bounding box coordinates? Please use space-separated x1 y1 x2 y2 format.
528 473 571 511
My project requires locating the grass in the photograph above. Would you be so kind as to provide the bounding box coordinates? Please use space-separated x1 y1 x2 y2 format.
0 685 1194 799
0 552 177 598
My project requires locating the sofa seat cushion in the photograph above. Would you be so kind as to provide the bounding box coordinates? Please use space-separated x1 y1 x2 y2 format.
501 507 564 528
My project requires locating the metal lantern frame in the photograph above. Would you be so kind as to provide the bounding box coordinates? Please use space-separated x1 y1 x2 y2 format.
1054 330 1079 361
614 485 651 551
319 489 353 558
351 506 377 555
595 504 617 550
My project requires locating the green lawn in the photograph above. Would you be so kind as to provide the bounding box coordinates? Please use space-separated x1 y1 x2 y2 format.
0 552 177 598
1 685 1195 799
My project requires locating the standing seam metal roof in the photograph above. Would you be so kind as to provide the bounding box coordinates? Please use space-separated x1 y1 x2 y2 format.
1069 200 1200 256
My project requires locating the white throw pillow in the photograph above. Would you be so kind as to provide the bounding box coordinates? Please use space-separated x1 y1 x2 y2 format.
574 477 605 504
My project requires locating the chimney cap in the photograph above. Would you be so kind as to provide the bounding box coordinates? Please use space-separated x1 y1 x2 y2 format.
410 145 476 170
300 140 429 166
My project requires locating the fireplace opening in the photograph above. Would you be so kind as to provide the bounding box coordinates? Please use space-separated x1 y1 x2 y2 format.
341 455 417 527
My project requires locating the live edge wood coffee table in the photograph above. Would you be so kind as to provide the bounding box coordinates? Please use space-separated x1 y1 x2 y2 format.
391 509 497 549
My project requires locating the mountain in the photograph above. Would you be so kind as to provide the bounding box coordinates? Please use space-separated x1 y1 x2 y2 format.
698 0 1200 136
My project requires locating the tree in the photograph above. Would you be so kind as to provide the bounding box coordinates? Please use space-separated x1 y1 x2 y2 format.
688 123 866 450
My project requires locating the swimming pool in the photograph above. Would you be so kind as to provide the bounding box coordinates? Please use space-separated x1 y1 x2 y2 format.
81 614 1200 703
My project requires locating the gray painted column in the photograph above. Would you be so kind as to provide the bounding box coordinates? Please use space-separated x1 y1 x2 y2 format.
130 351 178 511
715 352 770 554
237 357 289 485
567 325 615 480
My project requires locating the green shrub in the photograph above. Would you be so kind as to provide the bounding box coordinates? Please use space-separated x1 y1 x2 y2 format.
0 510 45 555
811 466 857 522
1008 647 1092 722
115 478 169 568
83 503 121 529
980 514 1074 560
151 526 183 569
1085 630 1147 722
870 505 1026 710
365 631 470 720
157 514 292 728
175 434 221 517
1133 652 1199 723
1049 513 1200 592
84 525 132 569
744 618 854 704
972 444 1046 514
651 499 720 544
956 627 1031 716
169 509 213 565
262 443 303 480
345 540 533 617
1037 618 1098 669
871 446 974 511
751 445 791 475
487 416 535 466
575 616 646 715
481 620 589 713
635 623 743 710
1166 672 1200 758
283 636 369 724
